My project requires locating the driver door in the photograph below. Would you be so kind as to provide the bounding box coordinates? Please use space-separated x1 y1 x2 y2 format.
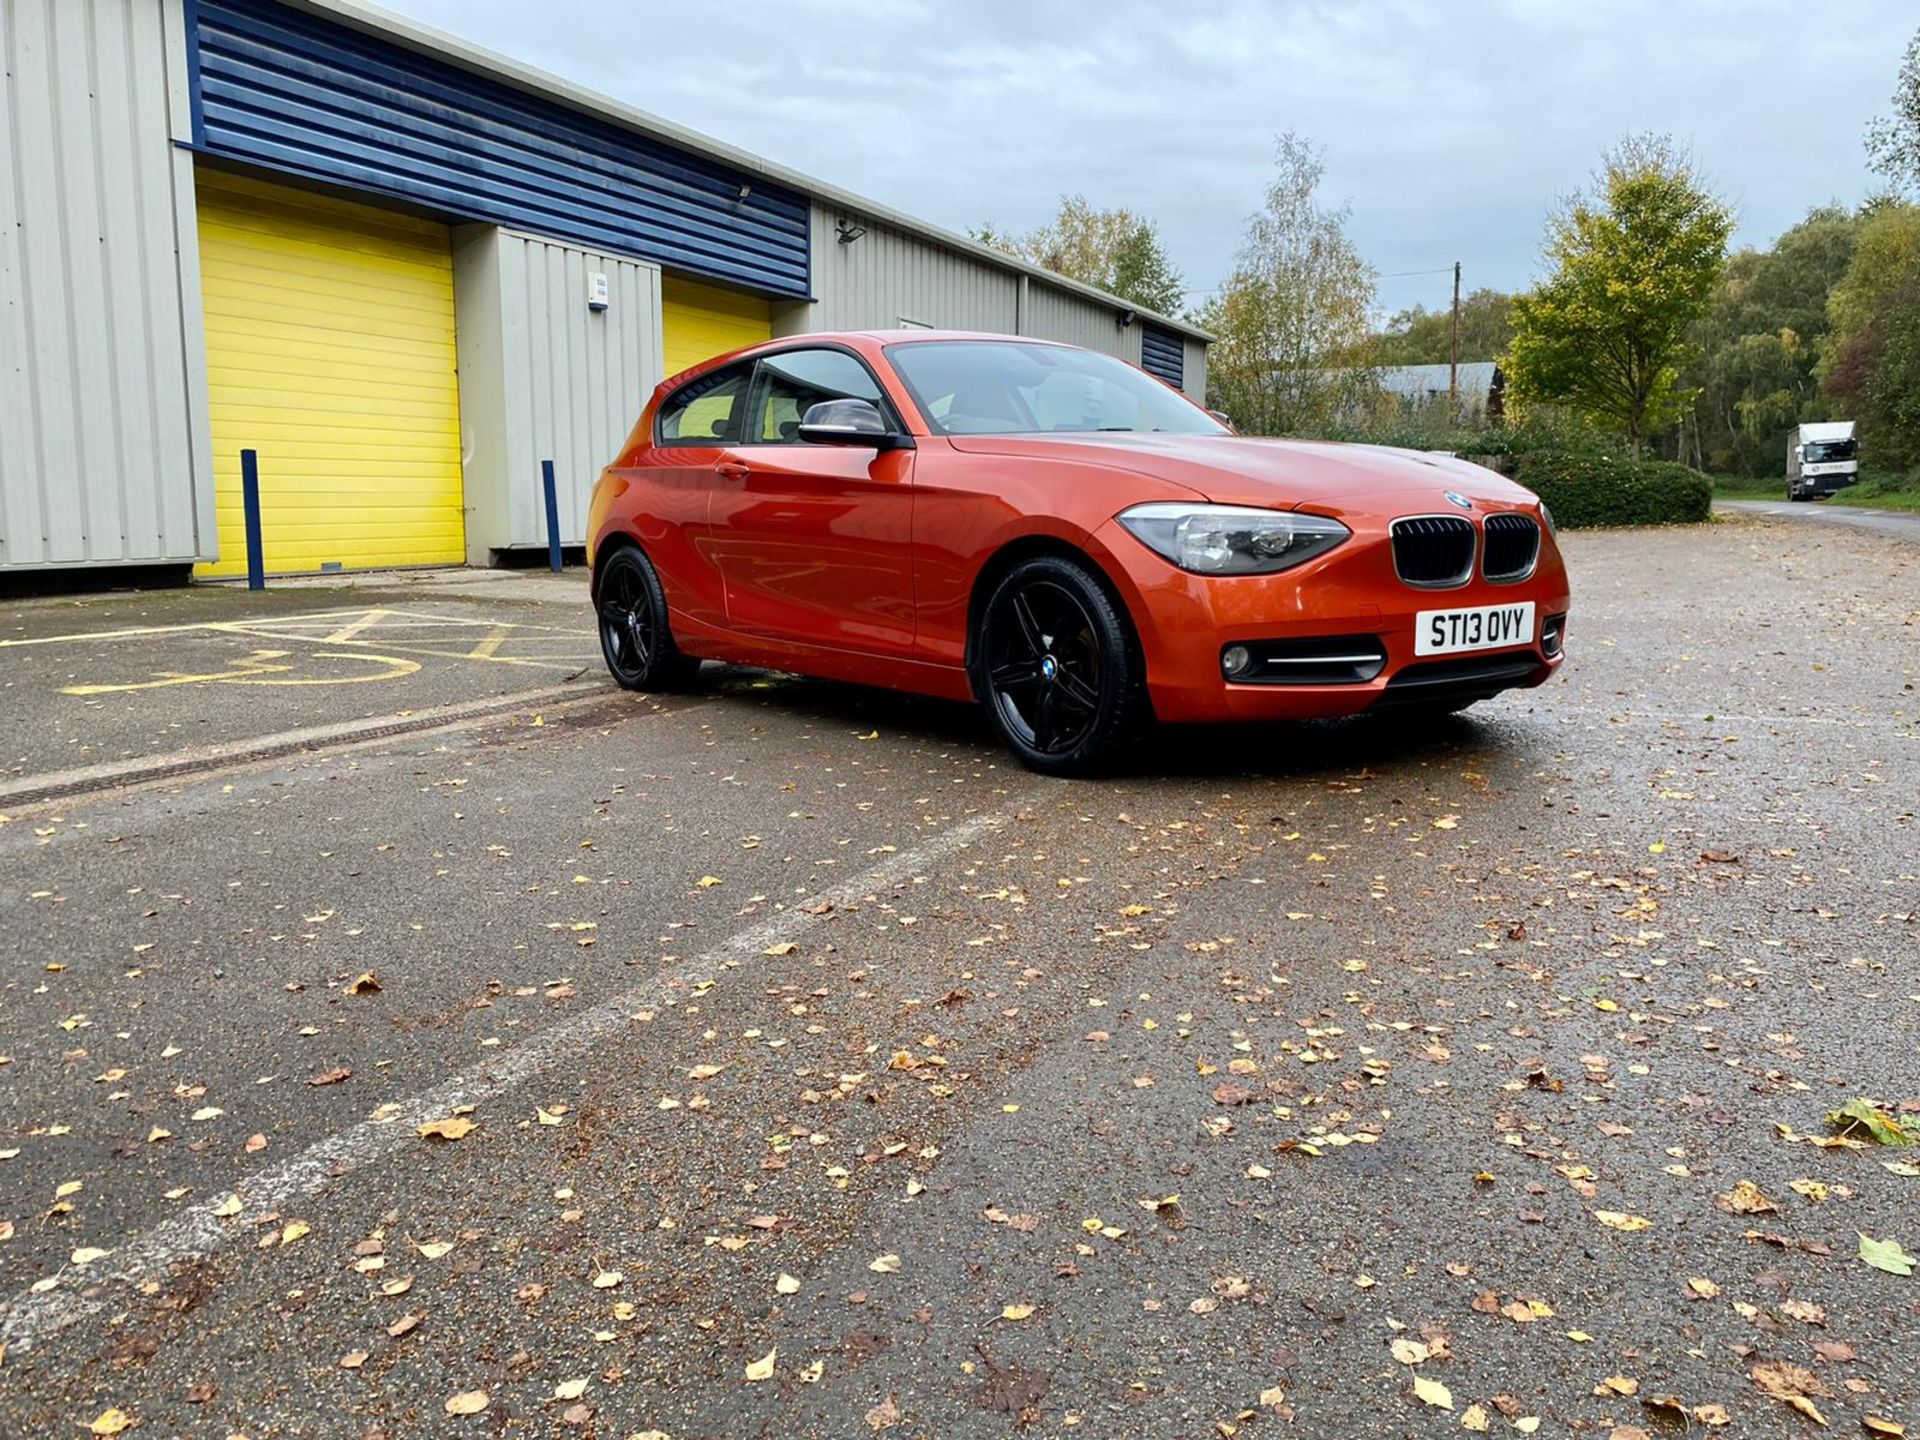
706 347 917 658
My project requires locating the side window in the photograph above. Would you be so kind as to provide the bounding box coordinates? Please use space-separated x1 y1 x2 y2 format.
658 364 751 445
748 349 887 443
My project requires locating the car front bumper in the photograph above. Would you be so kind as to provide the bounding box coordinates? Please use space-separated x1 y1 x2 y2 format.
1093 518 1572 724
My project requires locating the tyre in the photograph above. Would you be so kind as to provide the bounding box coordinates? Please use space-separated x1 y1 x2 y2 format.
595 545 700 691
971 555 1140 776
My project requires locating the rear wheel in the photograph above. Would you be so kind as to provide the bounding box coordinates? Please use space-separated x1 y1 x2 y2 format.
595 546 699 691
971 555 1139 777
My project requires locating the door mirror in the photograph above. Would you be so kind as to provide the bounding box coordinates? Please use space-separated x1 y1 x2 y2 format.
798 398 909 450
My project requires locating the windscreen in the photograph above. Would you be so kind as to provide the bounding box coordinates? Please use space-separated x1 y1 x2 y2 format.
887 340 1225 437
1803 439 1857 463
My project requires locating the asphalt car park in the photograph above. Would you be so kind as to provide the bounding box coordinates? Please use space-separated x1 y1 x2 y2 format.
0 513 1915 1438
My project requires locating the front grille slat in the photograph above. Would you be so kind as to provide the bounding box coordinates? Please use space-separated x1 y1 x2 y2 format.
1390 515 1475 588
1482 513 1541 582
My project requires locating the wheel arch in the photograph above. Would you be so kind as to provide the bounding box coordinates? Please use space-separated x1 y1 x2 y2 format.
964 534 1152 707
588 528 642 604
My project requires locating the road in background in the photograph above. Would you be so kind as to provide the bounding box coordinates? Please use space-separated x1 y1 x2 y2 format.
1716 497 1920 543
1 513 1915 1438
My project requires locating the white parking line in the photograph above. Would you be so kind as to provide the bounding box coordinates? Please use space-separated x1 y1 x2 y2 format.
0 806 1015 1355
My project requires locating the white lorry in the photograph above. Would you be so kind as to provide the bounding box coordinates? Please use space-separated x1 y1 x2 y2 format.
1786 421 1859 501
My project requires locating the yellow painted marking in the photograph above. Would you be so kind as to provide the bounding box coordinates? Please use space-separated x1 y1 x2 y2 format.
465 624 514 661
320 610 394 643
228 651 422 686
63 650 297 695
61 649 420 695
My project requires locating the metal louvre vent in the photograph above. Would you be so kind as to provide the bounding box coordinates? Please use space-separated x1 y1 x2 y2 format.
1482 513 1540 582
1390 515 1476 588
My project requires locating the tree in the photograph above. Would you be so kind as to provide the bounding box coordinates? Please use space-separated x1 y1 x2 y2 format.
1867 26 1920 193
1505 135 1733 456
973 196 1186 315
1820 203 1920 469
1374 289 1515 366
1195 134 1378 434
1681 207 1860 475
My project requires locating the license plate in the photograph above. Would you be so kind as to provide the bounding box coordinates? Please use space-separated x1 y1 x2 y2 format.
1415 601 1536 657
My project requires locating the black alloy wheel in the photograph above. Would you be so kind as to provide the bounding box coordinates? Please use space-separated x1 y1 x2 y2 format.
596 546 697 691
973 555 1139 776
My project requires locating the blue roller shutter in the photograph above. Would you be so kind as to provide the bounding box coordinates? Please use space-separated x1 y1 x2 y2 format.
190 0 811 297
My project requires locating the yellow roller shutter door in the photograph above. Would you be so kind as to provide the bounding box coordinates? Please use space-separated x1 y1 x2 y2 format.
195 168 464 576
661 275 773 378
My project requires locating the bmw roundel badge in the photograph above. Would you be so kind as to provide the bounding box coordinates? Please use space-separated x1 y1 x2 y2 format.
1444 490 1473 510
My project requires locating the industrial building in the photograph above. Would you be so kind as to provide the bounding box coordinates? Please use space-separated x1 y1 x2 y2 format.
0 0 1211 578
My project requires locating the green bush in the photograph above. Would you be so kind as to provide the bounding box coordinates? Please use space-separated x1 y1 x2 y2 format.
1507 452 1713 528
1291 414 1713 527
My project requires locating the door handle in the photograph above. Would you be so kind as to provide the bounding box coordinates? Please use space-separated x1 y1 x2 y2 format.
717 462 750 481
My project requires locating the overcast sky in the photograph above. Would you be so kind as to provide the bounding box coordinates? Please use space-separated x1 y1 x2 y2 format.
378 0 1912 322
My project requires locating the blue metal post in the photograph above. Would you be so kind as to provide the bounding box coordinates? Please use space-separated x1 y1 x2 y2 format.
240 448 266 590
541 460 563 572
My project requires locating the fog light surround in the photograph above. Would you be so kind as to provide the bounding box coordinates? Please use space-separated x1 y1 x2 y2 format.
1221 645 1253 678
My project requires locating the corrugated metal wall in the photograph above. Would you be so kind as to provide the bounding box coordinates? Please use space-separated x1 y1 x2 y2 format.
786 206 1020 336
192 0 811 298
1021 280 1138 361
1184 337 1209 406
455 227 663 560
0 0 210 569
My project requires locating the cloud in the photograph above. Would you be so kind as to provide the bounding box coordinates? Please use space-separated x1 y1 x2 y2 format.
377 0 1911 317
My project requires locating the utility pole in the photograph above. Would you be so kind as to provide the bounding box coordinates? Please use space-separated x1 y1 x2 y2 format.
1448 260 1461 416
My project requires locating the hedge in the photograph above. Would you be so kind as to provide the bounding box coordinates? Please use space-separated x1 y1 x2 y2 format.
1505 452 1713 529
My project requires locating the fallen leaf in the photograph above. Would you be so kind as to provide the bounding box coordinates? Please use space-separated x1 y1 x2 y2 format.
776 1273 802 1295
868 1253 901 1274
696 876 723 889
1000 1303 1036 1321
339 1351 368 1369
417 1116 475 1142
865 1396 903 1430
1863 1417 1907 1437
307 1067 351 1087
1412 1376 1454 1410
88 1410 136 1436
1462 1406 1490 1433
1390 1338 1431 1366
69 1246 110 1267
1717 1180 1778 1215
444 1390 489 1416
744 1348 777 1382
345 971 382 995
1596 1210 1653 1233
553 1378 588 1401
1827 1098 1911 1147
592 1270 623 1289
1858 1232 1915 1276
1751 1361 1828 1425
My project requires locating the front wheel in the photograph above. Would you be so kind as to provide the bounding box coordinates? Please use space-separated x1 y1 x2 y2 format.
971 555 1141 777
595 546 700 691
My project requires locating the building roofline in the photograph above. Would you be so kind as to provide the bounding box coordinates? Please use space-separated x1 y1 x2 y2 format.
269 0 1214 344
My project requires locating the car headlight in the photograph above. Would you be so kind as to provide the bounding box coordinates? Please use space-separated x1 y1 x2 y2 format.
1540 503 1556 538
1117 503 1350 575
